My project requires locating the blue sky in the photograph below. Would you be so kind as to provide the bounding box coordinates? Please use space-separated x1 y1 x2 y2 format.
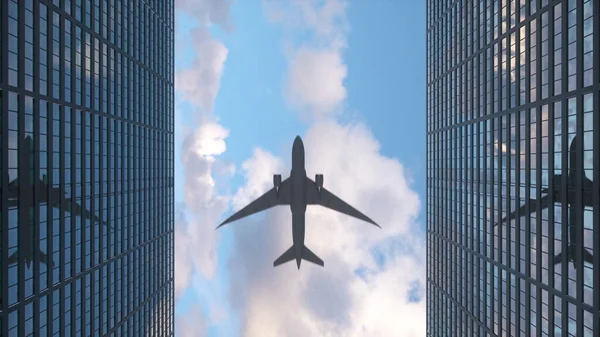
214 1 426 201
174 1 426 336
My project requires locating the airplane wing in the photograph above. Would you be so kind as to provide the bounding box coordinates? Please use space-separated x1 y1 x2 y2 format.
59 198 111 231
37 249 55 267
8 177 18 189
216 178 291 229
582 248 594 265
1 181 20 199
3 165 19 188
7 251 20 265
494 195 551 226
7 249 54 269
305 177 380 228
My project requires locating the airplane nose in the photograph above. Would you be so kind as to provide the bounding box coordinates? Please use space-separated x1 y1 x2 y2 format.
293 136 303 149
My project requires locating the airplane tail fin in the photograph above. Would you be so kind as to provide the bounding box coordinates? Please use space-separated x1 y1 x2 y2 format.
273 245 324 268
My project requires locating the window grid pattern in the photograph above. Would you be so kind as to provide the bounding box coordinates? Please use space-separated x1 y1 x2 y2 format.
0 0 175 336
427 0 599 336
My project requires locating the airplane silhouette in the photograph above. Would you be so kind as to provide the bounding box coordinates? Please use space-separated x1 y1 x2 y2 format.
3 135 109 269
216 136 380 269
495 134 594 270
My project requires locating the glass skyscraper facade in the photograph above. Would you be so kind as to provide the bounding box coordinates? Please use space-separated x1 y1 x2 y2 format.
427 0 598 336
1 0 174 336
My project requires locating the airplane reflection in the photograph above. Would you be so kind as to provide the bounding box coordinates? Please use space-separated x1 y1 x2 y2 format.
495 134 594 271
3 135 109 269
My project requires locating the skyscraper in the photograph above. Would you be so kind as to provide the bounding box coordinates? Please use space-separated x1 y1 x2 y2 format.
427 0 598 336
1 0 174 336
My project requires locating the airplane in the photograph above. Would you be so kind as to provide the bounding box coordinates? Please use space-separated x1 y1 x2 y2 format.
3 135 109 269
495 134 594 270
216 136 380 269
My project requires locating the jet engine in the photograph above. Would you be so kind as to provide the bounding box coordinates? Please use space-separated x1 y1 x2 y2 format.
273 174 282 189
315 174 323 190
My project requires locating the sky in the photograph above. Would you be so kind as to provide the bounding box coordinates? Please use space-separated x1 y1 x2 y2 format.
173 1 427 336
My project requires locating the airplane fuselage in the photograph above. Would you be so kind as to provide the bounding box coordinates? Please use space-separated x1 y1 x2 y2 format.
500 135 594 271
19 154 34 267
549 138 593 270
564 142 589 269
289 136 308 265
565 176 593 270
550 181 592 247
543 176 590 270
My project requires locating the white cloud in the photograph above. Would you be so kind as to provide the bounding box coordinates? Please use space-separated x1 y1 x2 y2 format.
175 27 229 116
263 0 348 48
225 121 425 337
175 0 235 32
191 123 230 157
176 122 231 295
176 302 208 337
174 0 426 336
265 0 349 119
173 0 233 321
210 1 426 335
232 148 285 209
181 123 229 207
286 47 347 118
190 272 232 325
174 206 194 300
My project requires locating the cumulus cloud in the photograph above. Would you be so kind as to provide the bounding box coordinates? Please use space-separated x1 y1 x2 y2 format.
175 28 229 115
174 205 194 300
181 123 229 207
176 123 231 286
286 47 347 117
174 0 426 335
176 302 208 337
263 0 348 47
265 0 349 119
173 0 233 309
175 116 232 299
232 148 286 209
175 0 235 31
208 1 427 336
226 121 425 337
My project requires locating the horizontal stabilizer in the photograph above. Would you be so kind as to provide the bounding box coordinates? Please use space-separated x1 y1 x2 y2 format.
302 246 324 267
274 246 296 267
553 246 594 269
7 251 19 265
38 250 54 267
273 245 325 268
